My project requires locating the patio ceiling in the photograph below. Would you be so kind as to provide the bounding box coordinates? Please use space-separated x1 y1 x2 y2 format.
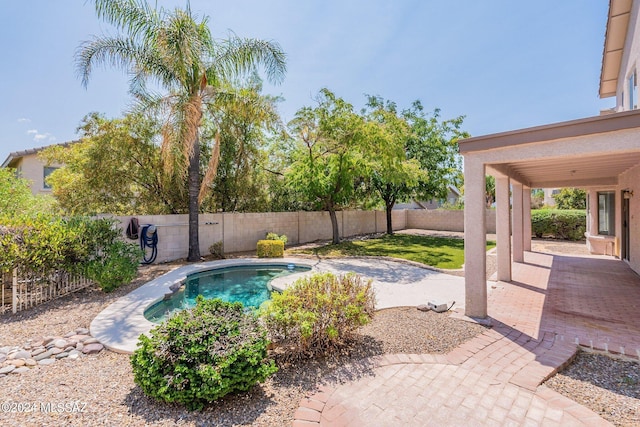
487 151 640 188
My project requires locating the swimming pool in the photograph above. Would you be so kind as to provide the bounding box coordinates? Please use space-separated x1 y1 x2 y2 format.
144 264 311 323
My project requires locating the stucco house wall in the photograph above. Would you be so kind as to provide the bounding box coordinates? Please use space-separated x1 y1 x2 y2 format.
616 0 640 111
618 163 640 271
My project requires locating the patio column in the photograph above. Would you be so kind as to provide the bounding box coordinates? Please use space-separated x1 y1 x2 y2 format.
495 175 512 281
463 156 487 318
512 182 524 262
523 186 532 252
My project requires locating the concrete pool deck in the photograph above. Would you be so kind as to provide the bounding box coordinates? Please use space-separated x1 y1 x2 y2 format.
90 257 476 353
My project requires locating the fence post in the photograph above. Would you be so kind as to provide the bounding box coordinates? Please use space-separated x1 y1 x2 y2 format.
12 268 17 314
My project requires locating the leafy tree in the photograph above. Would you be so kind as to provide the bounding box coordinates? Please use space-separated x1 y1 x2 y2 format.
287 89 366 244
485 175 496 208
362 96 466 232
553 187 586 210
77 0 286 261
0 168 58 216
41 113 187 215
361 96 426 234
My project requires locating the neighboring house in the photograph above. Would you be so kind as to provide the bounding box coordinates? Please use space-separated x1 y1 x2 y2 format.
458 0 640 318
394 185 461 210
1 143 71 195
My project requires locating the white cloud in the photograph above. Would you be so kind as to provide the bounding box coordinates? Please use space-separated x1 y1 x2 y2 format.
26 129 56 143
17 118 31 123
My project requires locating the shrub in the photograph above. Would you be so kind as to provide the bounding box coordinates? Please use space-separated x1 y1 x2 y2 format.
531 209 586 240
265 232 288 245
208 241 224 259
261 272 375 357
257 239 284 258
85 240 142 292
131 297 277 410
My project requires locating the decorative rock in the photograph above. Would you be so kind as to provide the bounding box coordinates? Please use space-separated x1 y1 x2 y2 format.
0 356 6 364
31 348 46 357
82 337 99 345
11 350 31 360
68 350 81 360
64 331 76 338
12 367 30 374
417 304 430 312
0 365 15 374
76 328 90 335
38 358 56 366
25 359 37 367
0 346 11 354
12 359 26 367
41 337 55 346
64 346 75 353
82 343 104 354
53 339 68 349
55 352 69 359
33 350 53 361
50 348 63 356
75 343 84 352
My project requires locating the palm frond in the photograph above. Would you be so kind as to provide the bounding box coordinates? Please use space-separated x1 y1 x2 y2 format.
93 0 160 40
213 34 286 85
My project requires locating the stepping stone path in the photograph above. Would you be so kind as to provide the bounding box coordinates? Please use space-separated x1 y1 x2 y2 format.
0 327 104 377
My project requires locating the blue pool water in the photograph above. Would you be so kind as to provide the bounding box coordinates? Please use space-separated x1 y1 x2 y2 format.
144 264 310 323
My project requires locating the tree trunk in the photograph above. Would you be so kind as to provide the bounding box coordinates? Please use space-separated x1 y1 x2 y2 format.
328 205 340 244
385 200 394 235
187 134 201 262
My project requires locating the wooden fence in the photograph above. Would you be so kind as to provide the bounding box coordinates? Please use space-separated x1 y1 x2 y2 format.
1 268 93 314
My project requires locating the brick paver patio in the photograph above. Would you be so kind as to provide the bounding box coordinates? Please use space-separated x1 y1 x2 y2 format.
293 251 640 426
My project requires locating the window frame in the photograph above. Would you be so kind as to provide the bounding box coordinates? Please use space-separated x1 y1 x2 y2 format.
43 166 58 190
597 191 615 236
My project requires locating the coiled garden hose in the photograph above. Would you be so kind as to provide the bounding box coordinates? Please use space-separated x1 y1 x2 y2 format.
140 224 158 265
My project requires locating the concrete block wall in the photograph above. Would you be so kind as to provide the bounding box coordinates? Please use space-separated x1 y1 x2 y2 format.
107 208 494 263
407 209 496 233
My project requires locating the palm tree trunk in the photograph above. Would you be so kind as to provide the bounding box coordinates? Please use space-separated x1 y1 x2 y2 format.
187 134 201 262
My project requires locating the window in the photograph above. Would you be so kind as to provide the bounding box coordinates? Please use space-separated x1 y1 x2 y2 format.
43 166 58 189
628 70 638 110
598 191 615 235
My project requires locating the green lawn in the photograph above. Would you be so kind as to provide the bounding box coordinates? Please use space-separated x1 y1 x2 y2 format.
289 234 496 270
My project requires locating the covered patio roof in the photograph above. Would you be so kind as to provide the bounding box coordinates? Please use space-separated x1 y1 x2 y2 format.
459 108 640 188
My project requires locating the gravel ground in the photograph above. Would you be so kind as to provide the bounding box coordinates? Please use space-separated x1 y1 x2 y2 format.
545 351 640 427
0 271 486 427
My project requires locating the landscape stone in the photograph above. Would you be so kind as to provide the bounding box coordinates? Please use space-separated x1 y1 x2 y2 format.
76 328 90 335
31 348 46 357
0 365 15 374
64 346 75 352
68 350 81 360
12 350 31 360
0 356 5 364
42 337 55 346
0 346 11 354
38 358 56 366
75 343 84 351
25 359 37 366
82 337 99 344
33 350 53 361
12 367 30 374
417 304 430 312
12 359 26 367
53 339 68 349
50 348 63 356
82 343 104 354
55 352 69 359
64 331 76 338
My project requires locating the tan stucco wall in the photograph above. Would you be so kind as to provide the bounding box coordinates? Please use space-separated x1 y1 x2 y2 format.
11 153 62 195
616 0 640 111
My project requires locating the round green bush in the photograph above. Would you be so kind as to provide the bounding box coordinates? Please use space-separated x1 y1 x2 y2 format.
130 297 277 410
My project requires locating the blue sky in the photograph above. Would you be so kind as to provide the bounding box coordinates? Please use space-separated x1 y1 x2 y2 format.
0 0 613 162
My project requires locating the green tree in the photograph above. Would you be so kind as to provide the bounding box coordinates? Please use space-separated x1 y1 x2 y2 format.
77 0 286 261
553 187 586 210
0 169 57 217
485 175 496 208
361 96 426 234
41 113 187 215
287 89 366 244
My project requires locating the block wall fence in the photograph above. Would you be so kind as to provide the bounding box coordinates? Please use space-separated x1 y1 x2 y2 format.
109 209 496 263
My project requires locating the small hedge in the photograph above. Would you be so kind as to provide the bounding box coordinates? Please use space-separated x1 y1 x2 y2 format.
260 272 375 357
257 239 284 258
531 209 586 240
131 297 277 410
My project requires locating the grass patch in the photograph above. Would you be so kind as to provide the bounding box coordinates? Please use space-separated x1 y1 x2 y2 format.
289 234 496 269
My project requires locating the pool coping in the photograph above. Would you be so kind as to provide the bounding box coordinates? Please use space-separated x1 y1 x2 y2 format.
90 257 317 354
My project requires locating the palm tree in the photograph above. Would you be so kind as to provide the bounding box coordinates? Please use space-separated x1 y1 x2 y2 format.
77 0 286 261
